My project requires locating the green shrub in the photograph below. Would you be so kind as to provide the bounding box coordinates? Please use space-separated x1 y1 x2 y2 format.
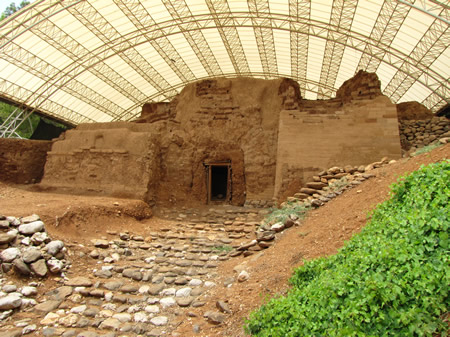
212 245 233 253
413 142 443 156
245 160 449 336
262 203 309 226
329 176 350 192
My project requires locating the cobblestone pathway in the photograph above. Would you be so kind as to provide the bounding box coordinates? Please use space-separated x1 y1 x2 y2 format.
0 206 267 337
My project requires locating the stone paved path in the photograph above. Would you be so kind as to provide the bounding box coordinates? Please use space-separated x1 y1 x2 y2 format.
0 206 268 337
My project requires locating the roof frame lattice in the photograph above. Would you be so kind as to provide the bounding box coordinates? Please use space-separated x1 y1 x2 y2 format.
0 0 447 133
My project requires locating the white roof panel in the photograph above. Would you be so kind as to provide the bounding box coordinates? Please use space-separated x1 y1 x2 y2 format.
0 0 447 128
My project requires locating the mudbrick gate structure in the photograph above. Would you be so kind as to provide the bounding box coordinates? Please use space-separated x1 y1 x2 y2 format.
23 70 406 207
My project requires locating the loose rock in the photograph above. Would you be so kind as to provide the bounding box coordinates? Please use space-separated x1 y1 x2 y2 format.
18 221 44 235
0 295 22 310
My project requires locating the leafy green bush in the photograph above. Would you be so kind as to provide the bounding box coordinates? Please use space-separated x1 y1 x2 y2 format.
245 160 449 336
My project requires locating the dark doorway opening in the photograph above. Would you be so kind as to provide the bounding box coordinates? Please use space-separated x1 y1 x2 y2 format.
205 161 231 204
211 166 228 201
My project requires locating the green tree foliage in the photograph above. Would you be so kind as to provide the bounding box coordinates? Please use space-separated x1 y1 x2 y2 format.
0 1 30 20
0 102 39 138
246 161 449 336
1 1 35 138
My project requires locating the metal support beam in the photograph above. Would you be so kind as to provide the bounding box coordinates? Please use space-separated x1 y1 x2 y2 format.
398 0 450 24
0 1 448 125
0 107 28 138
289 0 310 97
161 0 223 77
0 79 93 125
383 4 449 104
317 0 357 99
205 0 251 75
113 0 196 86
2 42 125 119
248 0 278 79
356 1 412 73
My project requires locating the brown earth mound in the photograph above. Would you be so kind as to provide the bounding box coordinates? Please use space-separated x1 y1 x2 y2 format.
397 101 434 120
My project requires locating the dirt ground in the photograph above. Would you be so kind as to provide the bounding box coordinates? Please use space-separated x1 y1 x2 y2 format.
0 143 449 336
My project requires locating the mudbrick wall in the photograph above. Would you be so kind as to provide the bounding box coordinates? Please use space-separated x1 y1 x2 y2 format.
274 71 402 198
0 139 52 184
40 71 404 206
41 77 284 206
40 123 160 201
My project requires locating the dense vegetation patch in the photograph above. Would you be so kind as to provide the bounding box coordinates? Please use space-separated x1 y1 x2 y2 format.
246 161 449 336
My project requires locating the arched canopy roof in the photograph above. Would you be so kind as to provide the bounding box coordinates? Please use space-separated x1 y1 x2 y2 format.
0 0 449 125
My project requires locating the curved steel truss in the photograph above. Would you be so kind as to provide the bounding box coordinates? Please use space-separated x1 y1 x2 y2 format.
0 0 448 131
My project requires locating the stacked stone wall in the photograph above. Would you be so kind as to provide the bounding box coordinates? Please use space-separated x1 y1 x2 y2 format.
398 117 450 152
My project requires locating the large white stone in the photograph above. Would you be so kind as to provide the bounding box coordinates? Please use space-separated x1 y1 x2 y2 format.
70 304 87 314
31 231 48 244
160 288 175 296
47 258 64 273
46 240 64 256
99 317 121 330
144 305 159 314
133 312 148 323
59 314 78 327
0 294 22 310
21 214 40 224
21 286 37 297
160 297 176 308
20 298 37 307
7 229 18 237
175 287 192 297
22 247 42 263
18 221 44 235
138 285 150 294
238 270 250 282
2 285 17 293
113 312 132 323
188 279 203 286
150 316 168 326
30 259 48 277
40 312 60 325
21 237 31 246
126 305 140 313
0 247 21 262
22 324 37 334
6 216 20 226
270 222 285 232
